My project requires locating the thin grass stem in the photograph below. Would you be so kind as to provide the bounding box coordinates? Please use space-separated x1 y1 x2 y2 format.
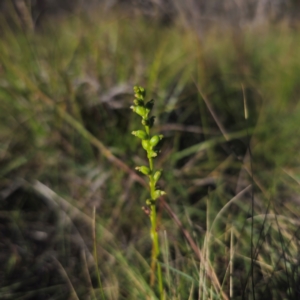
93 207 106 300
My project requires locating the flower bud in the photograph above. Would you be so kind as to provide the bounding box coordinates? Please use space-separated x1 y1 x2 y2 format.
132 130 148 140
133 86 146 99
135 166 151 175
149 134 163 147
153 170 162 182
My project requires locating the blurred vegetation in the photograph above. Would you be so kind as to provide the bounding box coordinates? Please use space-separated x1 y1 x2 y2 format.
1 2 300 299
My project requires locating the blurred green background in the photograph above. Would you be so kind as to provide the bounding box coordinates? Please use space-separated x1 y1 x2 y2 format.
1 1 300 299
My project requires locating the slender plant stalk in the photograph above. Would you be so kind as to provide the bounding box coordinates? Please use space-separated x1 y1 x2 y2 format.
131 86 165 299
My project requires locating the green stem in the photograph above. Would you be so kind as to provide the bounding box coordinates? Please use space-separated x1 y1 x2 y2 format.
150 203 163 299
148 155 164 300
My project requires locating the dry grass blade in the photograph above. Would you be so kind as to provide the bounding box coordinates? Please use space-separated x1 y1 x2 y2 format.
32 181 92 225
209 185 252 233
30 181 97 263
52 256 80 300
193 79 230 141
81 250 97 300
12 0 34 32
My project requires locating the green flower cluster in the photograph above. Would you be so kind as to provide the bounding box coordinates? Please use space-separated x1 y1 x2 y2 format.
131 86 166 204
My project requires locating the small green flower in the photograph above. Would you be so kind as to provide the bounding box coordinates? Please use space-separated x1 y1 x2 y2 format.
150 135 164 147
142 139 150 151
148 150 158 158
130 105 148 118
135 166 151 175
153 189 166 200
132 130 148 140
153 170 162 182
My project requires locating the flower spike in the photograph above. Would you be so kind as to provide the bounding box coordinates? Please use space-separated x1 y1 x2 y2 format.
130 86 164 298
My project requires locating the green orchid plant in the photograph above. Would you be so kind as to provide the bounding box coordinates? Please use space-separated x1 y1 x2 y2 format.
131 86 165 299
